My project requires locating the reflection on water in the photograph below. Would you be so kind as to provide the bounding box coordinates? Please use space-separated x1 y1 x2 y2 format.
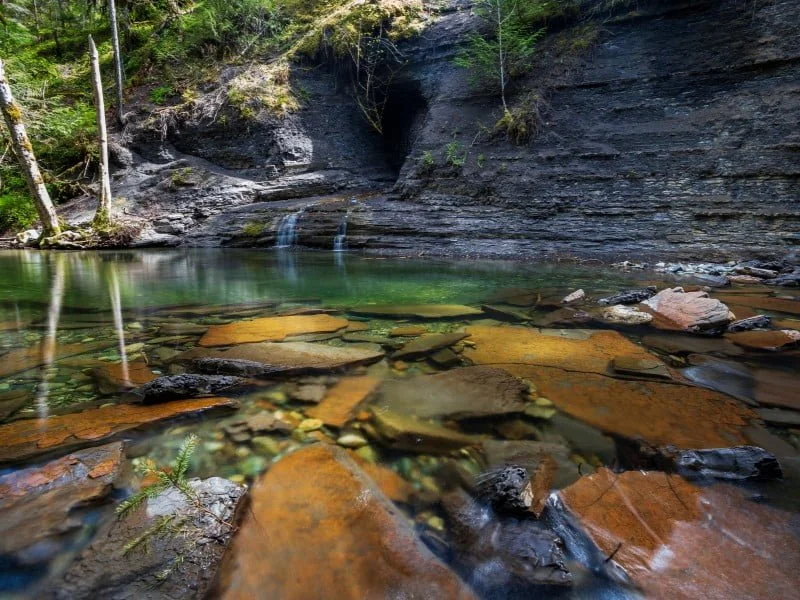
0 249 798 599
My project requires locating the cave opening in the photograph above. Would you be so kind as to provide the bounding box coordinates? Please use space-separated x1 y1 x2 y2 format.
379 78 428 176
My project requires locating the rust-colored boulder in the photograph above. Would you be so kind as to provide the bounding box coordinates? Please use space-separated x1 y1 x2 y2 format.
0 442 124 557
306 376 380 428
199 314 349 346
558 468 800 599
218 444 475 600
642 287 735 331
0 397 237 463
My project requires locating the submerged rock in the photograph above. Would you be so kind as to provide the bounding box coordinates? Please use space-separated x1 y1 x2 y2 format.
642 333 744 356
377 366 528 420
0 397 237 463
217 445 475 599
611 356 671 379
92 360 158 394
642 287 735 331
503 364 757 450
198 314 349 347
441 488 572 592
725 329 800 351
557 468 800 599
0 442 125 560
675 446 782 481
393 332 470 360
178 341 385 372
306 376 380 428
55 477 246 600
463 326 659 375
350 304 483 319
130 374 246 403
597 286 657 305
370 410 475 454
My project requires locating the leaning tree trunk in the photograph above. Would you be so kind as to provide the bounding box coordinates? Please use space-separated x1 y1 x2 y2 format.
108 0 125 125
0 59 61 237
89 35 113 226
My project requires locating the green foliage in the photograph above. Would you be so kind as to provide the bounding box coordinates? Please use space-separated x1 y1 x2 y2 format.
117 434 199 520
0 186 38 232
149 85 175 105
242 220 266 237
454 0 545 100
445 141 466 168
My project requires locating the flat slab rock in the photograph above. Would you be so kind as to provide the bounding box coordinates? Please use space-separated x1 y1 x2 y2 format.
725 329 800 351
54 477 246 600
642 287 735 331
306 376 380 428
92 360 157 394
463 326 661 375
376 366 529 420
217 444 475 600
393 332 469 360
0 340 114 379
557 468 800 600
370 409 476 454
349 304 483 319
502 364 757 449
0 442 125 558
177 342 384 373
198 314 349 346
0 397 237 464
682 355 800 410
641 333 745 356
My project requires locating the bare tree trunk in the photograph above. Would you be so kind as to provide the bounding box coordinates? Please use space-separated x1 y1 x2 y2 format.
108 0 125 125
89 35 113 226
0 59 61 237
496 0 507 112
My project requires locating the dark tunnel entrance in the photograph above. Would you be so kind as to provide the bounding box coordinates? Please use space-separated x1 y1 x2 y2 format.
379 78 428 176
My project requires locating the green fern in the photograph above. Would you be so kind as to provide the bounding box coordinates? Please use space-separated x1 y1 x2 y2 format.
173 434 199 480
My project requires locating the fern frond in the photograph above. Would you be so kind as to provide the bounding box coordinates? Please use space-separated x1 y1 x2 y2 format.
123 515 176 556
116 480 170 518
173 434 199 480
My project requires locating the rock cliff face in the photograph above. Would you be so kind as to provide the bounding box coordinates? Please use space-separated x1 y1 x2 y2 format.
96 0 799 259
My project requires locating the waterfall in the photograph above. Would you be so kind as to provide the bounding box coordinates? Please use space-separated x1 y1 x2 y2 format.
333 213 348 252
275 209 304 248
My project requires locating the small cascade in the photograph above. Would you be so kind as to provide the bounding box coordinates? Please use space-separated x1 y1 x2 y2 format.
275 209 304 248
333 213 348 252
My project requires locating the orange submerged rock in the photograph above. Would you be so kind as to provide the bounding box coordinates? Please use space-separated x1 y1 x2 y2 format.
199 314 349 347
219 444 475 600
0 397 237 463
559 468 800 599
463 326 660 375
504 365 756 449
306 376 380 428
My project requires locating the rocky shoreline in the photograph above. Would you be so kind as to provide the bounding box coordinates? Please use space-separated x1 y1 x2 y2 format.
1 258 798 598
